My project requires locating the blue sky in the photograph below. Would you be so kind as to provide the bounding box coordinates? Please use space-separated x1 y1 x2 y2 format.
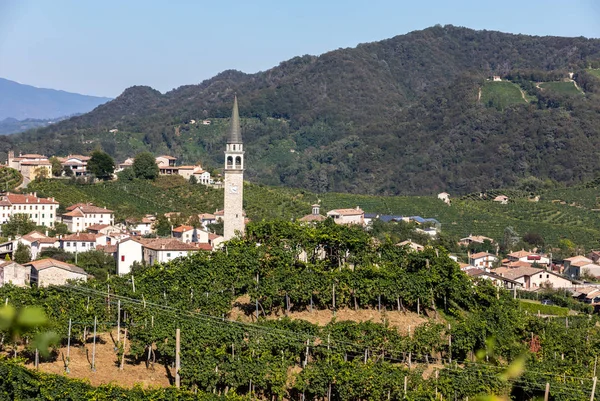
1 0 599 97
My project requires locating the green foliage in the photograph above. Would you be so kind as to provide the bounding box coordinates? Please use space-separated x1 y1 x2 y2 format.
74 250 116 281
87 150 115 180
48 156 63 177
13 242 31 264
189 175 198 184
480 81 528 110
1 214 36 239
8 26 600 195
133 151 159 180
518 300 569 317
539 81 583 95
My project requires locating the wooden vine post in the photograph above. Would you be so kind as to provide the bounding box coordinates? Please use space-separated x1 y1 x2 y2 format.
66 318 72 373
175 328 181 388
91 316 97 371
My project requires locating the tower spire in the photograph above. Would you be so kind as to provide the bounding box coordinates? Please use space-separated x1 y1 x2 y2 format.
228 95 242 144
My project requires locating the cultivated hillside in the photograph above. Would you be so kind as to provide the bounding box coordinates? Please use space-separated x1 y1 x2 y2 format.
0 78 111 120
6 25 600 195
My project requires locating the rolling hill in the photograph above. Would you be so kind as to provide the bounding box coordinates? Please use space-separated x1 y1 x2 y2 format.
6 25 600 195
0 78 111 120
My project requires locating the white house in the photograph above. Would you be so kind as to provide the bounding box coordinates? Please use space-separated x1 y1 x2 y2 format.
60 233 99 253
25 258 87 287
61 155 91 177
0 261 30 287
141 238 199 265
469 252 498 269
396 240 424 252
0 193 59 230
116 238 144 275
493 195 509 205
466 268 522 290
564 256 598 279
495 266 574 290
62 203 114 232
197 213 217 229
507 250 551 267
327 207 365 225
16 231 58 260
437 192 451 205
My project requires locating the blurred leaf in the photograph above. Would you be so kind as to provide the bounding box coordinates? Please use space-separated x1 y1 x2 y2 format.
0 305 16 331
16 306 47 329
31 331 60 357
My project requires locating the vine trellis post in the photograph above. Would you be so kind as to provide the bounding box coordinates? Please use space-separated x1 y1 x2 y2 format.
175 328 181 388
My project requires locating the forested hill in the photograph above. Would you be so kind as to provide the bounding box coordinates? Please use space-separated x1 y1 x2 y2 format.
6 25 600 195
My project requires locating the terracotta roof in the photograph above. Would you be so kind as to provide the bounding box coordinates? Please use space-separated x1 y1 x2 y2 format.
471 252 496 259
21 231 57 244
141 238 199 251
505 260 532 268
328 208 364 216
20 160 51 166
86 224 110 231
157 155 177 160
97 244 117 253
63 209 85 217
495 266 543 280
465 268 486 277
460 235 494 243
196 243 213 251
299 214 326 222
458 262 471 270
172 225 194 233
208 233 222 241
508 250 532 258
66 203 113 214
65 155 91 161
61 233 98 242
20 154 45 158
3 193 57 205
25 258 86 275
198 213 216 220
396 240 424 251
214 209 224 216
177 165 197 170
565 256 593 266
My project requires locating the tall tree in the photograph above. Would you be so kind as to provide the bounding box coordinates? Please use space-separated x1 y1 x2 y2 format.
49 157 63 177
2 214 37 238
133 152 159 180
13 242 31 264
87 151 115 180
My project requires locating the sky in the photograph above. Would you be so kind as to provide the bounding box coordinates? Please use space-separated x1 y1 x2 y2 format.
1 0 599 98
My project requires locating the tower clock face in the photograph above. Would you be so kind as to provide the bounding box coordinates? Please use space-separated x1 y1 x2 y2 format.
230 185 238 193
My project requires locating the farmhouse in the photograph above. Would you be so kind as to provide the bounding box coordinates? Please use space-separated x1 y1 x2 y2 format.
25 258 87 287
62 203 114 232
469 252 498 269
0 192 59 228
16 231 58 260
494 266 573 290
327 207 364 225
0 261 30 287
459 234 494 246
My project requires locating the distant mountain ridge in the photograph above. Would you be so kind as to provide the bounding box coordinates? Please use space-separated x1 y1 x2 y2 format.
0 78 111 120
6 25 600 195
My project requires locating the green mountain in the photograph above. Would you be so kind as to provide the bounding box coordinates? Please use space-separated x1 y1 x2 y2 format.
6 25 600 195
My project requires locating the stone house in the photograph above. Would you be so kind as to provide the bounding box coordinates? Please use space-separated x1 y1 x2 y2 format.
0 261 30 287
25 258 87 287
326 207 365 225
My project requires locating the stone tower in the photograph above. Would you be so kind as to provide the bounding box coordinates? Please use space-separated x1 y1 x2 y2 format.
223 96 245 240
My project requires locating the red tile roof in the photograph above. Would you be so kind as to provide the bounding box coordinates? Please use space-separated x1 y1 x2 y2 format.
66 203 113 214
21 231 57 244
4 193 58 205
172 225 194 233
141 238 199 251
328 208 364 216
61 233 99 242
25 258 86 274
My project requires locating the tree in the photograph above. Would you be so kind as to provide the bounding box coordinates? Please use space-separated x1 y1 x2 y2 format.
76 250 115 281
13 242 31 264
117 168 135 181
34 167 48 181
189 175 198 184
88 151 115 180
63 165 74 177
153 216 172 237
49 157 63 177
523 232 544 248
133 152 159 180
2 214 37 238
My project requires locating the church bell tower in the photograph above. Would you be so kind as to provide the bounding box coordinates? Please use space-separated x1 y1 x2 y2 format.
223 96 245 240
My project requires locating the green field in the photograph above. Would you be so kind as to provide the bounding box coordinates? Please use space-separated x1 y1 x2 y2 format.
26 178 600 250
588 69 600 78
519 300 570 317
480 81 528 110
539 81 583 95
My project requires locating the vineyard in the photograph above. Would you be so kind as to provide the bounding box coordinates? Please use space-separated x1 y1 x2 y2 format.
2 220 600 400
25 177 600 250
0 167 23 191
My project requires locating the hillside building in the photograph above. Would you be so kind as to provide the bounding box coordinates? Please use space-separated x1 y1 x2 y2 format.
0 192 59 229
7 151 52 185
62 203 114 232
223 96 245 240
327 207 365 225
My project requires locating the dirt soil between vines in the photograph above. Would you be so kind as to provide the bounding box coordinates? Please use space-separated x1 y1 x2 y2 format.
230 295 432 335
21 330 172 388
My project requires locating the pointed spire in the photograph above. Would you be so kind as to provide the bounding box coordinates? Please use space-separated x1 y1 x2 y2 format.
228 95 242 144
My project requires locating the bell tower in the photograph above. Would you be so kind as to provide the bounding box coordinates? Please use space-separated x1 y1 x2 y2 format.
223 95 245 240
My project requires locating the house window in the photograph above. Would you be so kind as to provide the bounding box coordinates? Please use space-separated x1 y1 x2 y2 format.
167 253 171 257
66 242 70 247
546 274 549 278
121 255 125 262
539 274 542 278
82 243 86 247
42 214 44 218
89 242 94 247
